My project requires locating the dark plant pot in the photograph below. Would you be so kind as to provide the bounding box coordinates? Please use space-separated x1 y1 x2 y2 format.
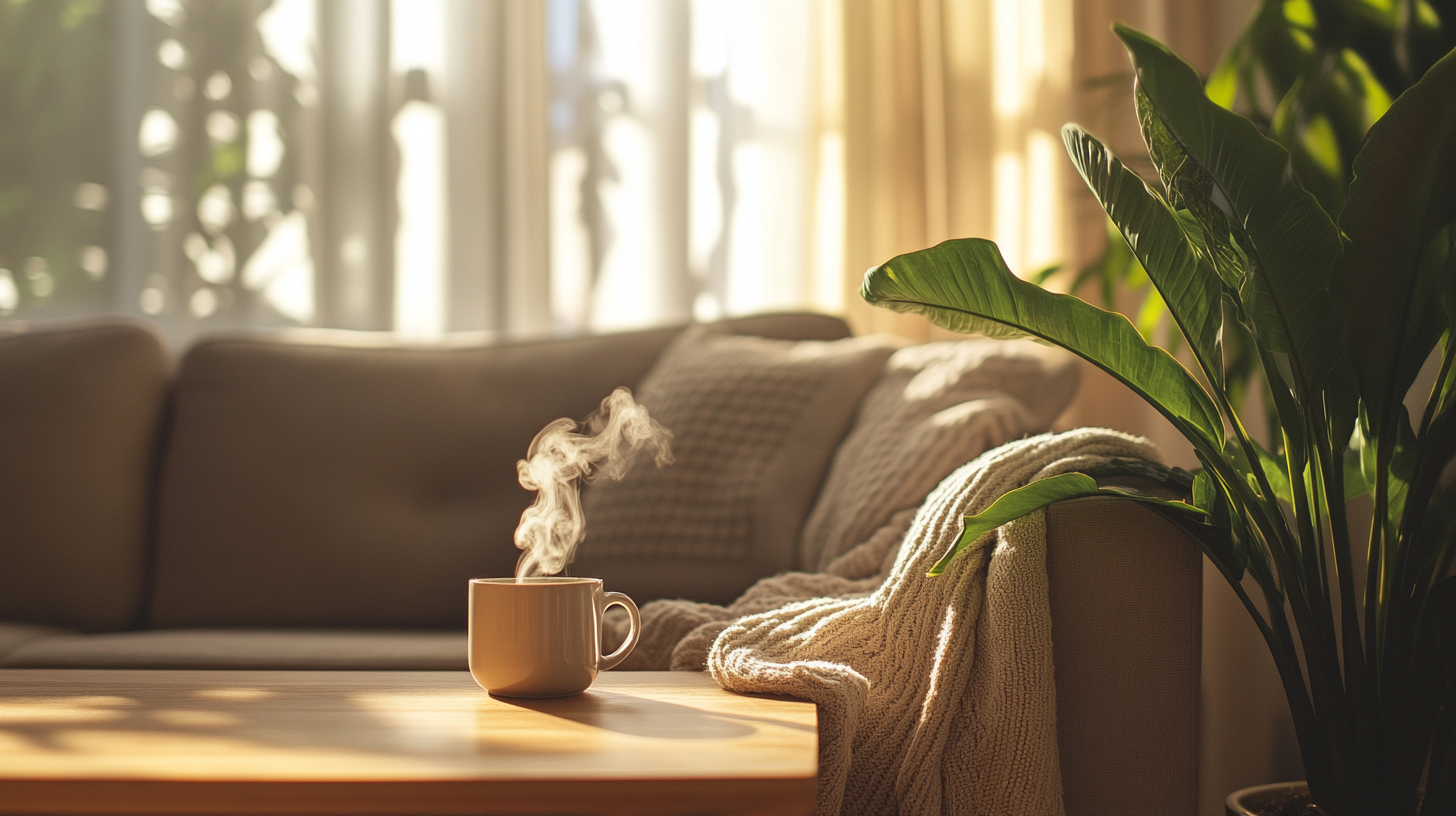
1225 781 1324 816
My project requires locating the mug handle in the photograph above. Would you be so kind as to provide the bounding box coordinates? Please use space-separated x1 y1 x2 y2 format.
598 591 641 671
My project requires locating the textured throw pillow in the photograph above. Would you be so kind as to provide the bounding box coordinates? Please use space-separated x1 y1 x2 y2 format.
799 338 1080 572
571 326 898 604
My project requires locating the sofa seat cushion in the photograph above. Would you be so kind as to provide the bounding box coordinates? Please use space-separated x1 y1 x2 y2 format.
0 622 75 661
572 327 898 604
0 319 169 631
0 629 466 670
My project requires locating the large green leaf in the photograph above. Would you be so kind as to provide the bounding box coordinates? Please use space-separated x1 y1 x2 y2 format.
1343 46 1456 458
1400 383 1456 581
1441 225 1456 327
1360 404 1419 559
926 472 1206 576
1062 125 1226 391
1253 442 1294 506
1133 84 1249 294
861 238 1225 455
1189 467 1252 583
1116 24 1346 400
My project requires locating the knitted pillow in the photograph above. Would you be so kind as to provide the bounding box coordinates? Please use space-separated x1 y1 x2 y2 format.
799 338 1080 572
571 326 898 604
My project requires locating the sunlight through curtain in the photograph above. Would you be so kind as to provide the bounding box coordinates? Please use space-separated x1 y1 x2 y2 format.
0 0 839 343
1 0 1074 344
545 0 843 335
838 0 1073 341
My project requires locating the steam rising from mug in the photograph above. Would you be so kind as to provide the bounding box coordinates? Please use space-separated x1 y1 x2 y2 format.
514 387 673 578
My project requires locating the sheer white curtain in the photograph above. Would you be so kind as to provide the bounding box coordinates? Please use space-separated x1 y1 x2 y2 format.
5 0 836 344
1 0 1139 349
545 0 842 335
543 0 1081 340
253 0 553 340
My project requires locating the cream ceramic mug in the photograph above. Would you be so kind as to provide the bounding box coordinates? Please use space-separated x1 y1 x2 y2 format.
468 577 641 698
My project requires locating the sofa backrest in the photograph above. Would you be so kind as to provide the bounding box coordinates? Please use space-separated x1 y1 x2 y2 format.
0 320 170 632
146 313 850 630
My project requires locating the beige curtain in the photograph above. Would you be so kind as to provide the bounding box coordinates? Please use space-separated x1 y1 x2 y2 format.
838 0 1073 341
834 0 1219 464
835 0 1252 441
834 3 1301 814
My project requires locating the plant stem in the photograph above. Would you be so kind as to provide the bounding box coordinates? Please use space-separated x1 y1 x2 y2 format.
1261 576 1357 812
1211 387 1299 573
1314 411 1377 771
1416 331 1453 442
1400 333 1455 566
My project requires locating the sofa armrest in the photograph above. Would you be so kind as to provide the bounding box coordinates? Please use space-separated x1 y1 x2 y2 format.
0 319 170 632
1046 496 1202 816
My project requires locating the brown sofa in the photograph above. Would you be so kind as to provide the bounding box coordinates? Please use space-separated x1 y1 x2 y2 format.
0 313 1201 815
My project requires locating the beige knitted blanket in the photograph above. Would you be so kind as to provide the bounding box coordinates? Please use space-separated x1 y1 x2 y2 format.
611 428 1157 816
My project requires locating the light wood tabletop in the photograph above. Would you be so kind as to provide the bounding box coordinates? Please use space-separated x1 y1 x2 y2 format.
0 669 817 816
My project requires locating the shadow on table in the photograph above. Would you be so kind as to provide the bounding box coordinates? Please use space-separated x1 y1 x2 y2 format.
496 687 814 739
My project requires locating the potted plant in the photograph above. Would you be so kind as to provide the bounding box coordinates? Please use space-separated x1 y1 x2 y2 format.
1061 0 1455 438
861 23 1455 816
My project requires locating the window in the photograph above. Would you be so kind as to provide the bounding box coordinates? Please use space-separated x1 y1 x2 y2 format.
0 0 844 344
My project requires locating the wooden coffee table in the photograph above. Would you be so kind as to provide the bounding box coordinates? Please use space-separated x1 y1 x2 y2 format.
0 669 817 816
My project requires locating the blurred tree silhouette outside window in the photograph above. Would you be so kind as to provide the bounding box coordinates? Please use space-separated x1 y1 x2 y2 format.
0 0 114 315
0 0 840 340
0 0 308 332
